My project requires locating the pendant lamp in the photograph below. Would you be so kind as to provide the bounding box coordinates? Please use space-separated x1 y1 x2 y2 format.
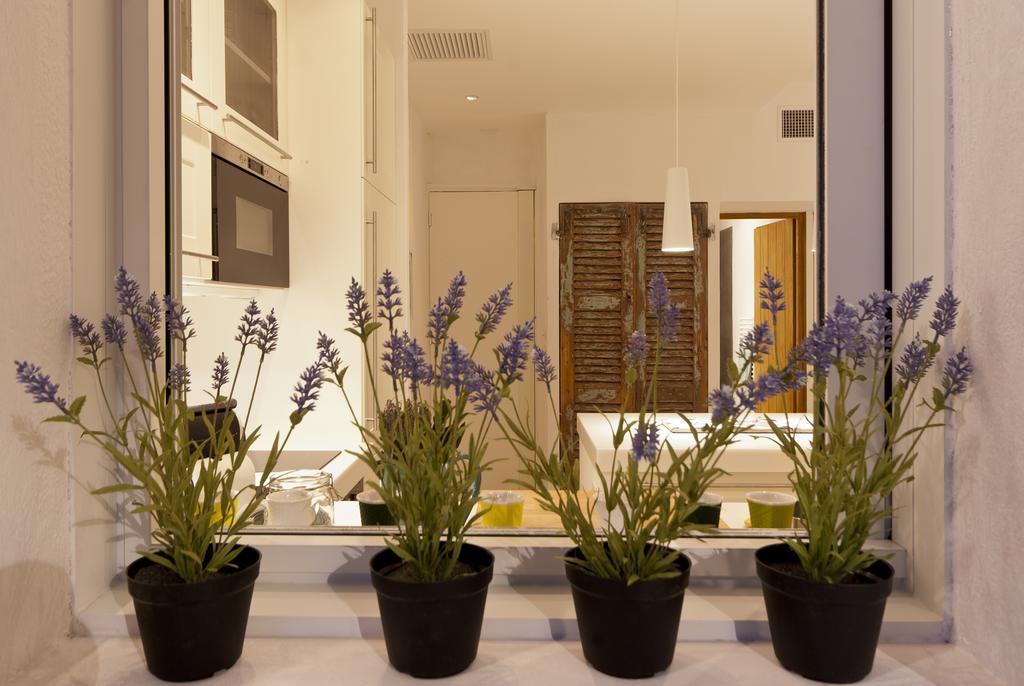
661 0 694 253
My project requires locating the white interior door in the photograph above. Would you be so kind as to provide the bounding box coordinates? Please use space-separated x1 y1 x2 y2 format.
428 191 535 488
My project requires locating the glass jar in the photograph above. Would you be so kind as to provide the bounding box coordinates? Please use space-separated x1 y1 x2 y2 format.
266 470 338 525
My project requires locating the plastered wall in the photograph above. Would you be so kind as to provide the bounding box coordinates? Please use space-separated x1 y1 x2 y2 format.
950 1 1024 680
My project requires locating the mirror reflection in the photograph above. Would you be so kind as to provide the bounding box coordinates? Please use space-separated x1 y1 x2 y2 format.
176 0 817 534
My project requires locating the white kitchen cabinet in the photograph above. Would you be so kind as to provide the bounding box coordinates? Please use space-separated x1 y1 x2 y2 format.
363 2 397 202
181 117 214 280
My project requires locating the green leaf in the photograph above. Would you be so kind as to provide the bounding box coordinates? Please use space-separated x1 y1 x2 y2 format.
69 396 86 417
932 388 947 411
91 483 142 496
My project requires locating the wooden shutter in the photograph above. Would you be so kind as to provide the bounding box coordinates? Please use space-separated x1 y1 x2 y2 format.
559 203 637 459
637 202 709 412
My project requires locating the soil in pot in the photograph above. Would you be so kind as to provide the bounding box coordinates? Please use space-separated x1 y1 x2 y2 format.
370 543 494 678
565 545 691 679
756 542 895 684
126 545 261 682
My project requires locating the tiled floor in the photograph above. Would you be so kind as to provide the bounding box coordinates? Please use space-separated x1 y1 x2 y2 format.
9 639 1004 685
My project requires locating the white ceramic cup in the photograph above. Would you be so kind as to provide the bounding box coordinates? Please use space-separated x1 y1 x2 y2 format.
267 489 315 527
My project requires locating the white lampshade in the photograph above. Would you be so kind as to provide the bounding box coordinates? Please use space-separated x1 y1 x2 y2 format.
661 167 694 252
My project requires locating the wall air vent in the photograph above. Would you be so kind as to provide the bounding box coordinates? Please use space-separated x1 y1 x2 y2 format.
408 30 492 61
779 108 815 140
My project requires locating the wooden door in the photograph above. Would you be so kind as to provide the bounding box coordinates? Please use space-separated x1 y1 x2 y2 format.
753 219 806 412
559 202 708 459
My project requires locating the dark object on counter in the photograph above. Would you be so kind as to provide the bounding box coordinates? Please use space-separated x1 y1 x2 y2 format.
187 400 240 459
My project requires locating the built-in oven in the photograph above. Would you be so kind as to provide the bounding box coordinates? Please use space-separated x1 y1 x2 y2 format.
210 135 289 288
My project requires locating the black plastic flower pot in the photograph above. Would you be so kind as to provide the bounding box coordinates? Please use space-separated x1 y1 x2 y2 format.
564 545 691 679
126 545 260 682
370 542 494 678
755 542 895 684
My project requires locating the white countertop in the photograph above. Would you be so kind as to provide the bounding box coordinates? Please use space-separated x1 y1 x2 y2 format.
10 637 1003 685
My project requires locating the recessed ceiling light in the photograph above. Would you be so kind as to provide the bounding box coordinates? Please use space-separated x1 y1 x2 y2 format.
465 95 479 102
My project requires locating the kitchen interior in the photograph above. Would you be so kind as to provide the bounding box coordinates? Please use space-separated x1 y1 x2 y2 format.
176 0 817 533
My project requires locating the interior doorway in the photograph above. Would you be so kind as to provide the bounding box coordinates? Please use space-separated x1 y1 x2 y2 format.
719 211 809 413
427 190 536 486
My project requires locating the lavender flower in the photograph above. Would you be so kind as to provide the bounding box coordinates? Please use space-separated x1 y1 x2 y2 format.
648 272 681 342
895 336 931 384
858 291 896 321
624 330 648 370
470 367 502 418
376 270 403 329
475 283 513 339
439 341 479 396
101 314 127 350
709 386 740 423
792 297 868 376
382 332 408 381
759 271 786 323
69 314 103 362
402 336 431 388
739 323 773 360
131 313 162 362
316 332 342 378
163 296 196 349
235 299 261 348
497 320 536 382
211 353 230 396
114 267 142 316
427 299 449 344
533 347 557 386
140 293 162 331
14 361 67 411
746 372 786 407
941 348 973 398
443 272 467 320
929 286 960 338
894 277 933 321
291 363 324 417
346 278 372 335
865 311 893 353
168 363 191 394
256 309 279 355
630 420 659 462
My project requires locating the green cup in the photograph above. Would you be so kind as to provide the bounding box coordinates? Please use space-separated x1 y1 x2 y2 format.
746 491 797 528
687 492 724 526
357 489 395 526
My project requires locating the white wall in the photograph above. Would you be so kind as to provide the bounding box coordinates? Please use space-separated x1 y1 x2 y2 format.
949 1 1024 680
544 85 816 391
409 108 430 334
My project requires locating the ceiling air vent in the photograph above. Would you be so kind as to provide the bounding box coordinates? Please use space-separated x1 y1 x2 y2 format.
408 30 492 61
779 108 815 140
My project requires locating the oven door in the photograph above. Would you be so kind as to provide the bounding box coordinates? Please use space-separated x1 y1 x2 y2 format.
213 156 289 288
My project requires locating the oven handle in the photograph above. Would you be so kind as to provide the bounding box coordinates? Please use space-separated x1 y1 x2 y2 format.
365 7 378 174
182 250 220 263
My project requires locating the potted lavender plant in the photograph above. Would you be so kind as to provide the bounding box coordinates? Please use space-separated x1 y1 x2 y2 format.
752 276 973 683
14 268 322 682
318 271 530 678
500 272 797 678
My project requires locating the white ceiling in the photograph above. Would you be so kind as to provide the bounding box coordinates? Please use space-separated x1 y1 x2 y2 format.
409 0 816 130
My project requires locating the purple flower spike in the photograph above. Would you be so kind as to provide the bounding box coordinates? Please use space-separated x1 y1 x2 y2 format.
533 347 557 386
624 330 649 370
440 341 479 396
114 267 142 316
895 336 931 384
346 278 372 333
471 367 502 419
739 323 773 359
630 420 659 462
168 363 191 393
648 272 681 342
929 286 960 338
497 320 536 382
211 353 230 396
256 309 279 355
402 336 431 388
316 332 342 377
895 277 933 322
381 332 408 381
164 295 196 347
444 272 468 320
759 271 786 321
858 291 896 321
427 299 449 343
14 361 68 411
236 299 261 347
291 363 324 415
709 386 740 423
475 283 514 339
376 270 403 328
69 314 103 362
131 313 162 362
941 348 973 398
101 314 127 350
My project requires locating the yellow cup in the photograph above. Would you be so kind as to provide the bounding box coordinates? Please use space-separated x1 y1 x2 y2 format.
746 491 798 528
478 491 525 528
